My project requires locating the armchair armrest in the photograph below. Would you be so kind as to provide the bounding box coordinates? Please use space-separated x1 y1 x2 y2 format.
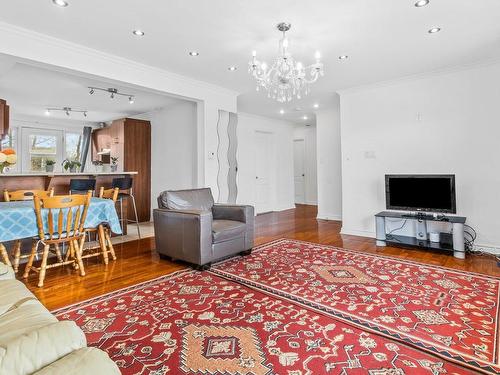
212 204 254 223
153 208 213 265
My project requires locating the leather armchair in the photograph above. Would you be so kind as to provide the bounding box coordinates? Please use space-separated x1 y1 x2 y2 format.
154 188 254 268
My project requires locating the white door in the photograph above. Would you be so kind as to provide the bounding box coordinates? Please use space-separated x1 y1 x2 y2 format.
294 139 306 204
254 131 272 213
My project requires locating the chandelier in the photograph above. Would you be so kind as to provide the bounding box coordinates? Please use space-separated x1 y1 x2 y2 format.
249 22 324 103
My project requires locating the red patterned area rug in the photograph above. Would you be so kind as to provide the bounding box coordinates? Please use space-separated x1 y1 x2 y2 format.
211 239 500 374
54 270 476 374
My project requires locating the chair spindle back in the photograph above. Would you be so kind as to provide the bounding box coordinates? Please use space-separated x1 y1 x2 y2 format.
34 191 92 242
4 188 54 202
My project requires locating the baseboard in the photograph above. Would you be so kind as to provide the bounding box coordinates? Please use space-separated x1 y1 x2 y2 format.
473 244 500 255
317 213 342 221
305 200 318 205
340 228 376 238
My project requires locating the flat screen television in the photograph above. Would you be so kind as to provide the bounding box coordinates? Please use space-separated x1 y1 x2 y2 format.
385 174 456 214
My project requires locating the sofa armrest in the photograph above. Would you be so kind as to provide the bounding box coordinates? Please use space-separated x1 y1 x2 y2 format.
0 321 86 375
33 347 120 375
212 204 255 223
153 208 213 265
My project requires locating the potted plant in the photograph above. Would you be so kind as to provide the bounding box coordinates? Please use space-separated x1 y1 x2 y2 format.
45 159 56 172
110 157 118 172
92 160 104 173
62 159 81 173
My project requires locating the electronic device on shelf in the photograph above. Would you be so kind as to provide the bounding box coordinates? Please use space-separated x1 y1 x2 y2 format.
376 174 466 259
385 174 456 214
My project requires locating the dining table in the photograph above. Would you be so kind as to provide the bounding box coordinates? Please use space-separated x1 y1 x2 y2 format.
0 197 122 266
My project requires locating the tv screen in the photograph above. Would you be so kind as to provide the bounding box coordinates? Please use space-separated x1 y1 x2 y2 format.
385 175 456 213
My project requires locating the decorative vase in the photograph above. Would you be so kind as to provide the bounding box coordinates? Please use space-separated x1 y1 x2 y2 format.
110 164 118 172
46 165 54 172
70 166 77 173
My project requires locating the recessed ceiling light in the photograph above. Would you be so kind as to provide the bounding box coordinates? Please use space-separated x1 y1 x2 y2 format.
313 103 319 109
189 51 199 57
228 66 237 71
303 115 308 120
52 0 69 7
339 55 348 60
428 27 441 34
132 30 145 36
415 0 430 7
279 109 285 115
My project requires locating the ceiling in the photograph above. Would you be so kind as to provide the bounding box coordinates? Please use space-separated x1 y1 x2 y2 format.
1 0 500 123
0 55 185 123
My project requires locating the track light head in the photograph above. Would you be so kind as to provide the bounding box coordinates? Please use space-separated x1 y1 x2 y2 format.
89 88 94 95
45 109 50 116
83 111 87 117
129 96 135 104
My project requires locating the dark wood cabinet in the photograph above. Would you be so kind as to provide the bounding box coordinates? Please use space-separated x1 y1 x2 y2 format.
0 99 10 139
92 118 151 222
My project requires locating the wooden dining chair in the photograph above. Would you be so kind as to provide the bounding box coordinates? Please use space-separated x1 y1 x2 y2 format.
81 187 119 265
4 188 54 202
3 188 55 273
23 191 91 287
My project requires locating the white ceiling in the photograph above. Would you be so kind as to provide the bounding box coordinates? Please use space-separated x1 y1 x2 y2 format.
0 56 185 123
1 0 500 123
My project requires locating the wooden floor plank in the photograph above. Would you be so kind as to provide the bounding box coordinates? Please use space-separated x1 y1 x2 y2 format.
17 204 500 310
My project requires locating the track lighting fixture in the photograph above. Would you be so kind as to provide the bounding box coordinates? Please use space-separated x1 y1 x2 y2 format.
87 87 135 103
45 107 89 118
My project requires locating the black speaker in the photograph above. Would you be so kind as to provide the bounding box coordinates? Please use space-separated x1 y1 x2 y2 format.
440 232 453 247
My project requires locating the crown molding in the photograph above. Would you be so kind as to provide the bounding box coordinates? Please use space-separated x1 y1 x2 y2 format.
0 21 239 100
337 56 500 96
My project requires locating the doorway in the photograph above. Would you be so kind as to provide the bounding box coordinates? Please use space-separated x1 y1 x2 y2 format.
293 139 306 204
254 131 273 213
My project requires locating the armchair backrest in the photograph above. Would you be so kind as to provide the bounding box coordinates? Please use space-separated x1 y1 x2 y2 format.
158 188 214 211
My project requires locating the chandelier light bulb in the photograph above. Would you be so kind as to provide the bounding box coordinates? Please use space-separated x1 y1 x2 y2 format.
248 23 324 103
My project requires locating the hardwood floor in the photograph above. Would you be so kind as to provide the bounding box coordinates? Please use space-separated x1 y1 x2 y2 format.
19 204 500 310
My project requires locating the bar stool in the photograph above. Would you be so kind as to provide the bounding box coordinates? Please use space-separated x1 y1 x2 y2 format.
69 179 96 195
112 177 141 238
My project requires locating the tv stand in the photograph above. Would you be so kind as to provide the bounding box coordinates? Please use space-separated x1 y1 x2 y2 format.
375 211 467 259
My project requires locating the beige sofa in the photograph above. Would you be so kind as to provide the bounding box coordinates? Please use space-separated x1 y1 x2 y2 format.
0 265 120 375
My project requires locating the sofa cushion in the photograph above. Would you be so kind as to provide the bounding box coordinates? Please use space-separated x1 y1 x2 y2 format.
0 279 39 316
33 347 120 375
0 302 57 345
159 188 214 211
0 321 86 375
212 220 246 243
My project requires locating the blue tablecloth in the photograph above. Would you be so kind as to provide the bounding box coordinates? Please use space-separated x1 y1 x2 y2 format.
0 198 122 242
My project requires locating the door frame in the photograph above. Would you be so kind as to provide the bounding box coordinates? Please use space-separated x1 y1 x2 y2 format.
254 130 276 214
293 138 306 204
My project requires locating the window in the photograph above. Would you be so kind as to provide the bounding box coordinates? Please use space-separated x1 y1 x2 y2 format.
19 127 84 173
65 132 83 161
21 128 63 173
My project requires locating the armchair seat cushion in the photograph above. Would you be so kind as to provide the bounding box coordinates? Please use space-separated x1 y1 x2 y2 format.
212 220 246 243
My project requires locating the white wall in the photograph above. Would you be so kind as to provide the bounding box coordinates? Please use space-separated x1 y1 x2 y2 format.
316 97 343 221
236 113 295 212
293 126 318 205
339 62 500 249
135 101 197 215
